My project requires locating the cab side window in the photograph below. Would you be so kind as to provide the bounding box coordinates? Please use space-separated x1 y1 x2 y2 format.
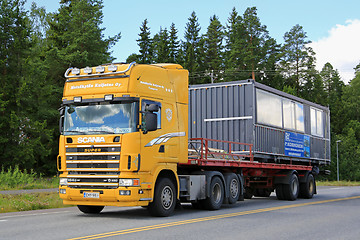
142 100 161 129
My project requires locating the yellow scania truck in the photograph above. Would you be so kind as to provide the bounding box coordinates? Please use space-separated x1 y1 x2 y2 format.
58 63 330 216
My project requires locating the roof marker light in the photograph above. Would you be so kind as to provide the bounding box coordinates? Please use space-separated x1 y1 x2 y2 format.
73 97 82 103
104 94 114 101
108 65 118 72
96 66 105 73
84 67 92 74
72 68 80 75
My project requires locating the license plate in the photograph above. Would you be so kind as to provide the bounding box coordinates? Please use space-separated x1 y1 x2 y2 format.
83 192 100 199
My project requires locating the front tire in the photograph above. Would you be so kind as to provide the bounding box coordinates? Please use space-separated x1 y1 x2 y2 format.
77 205 104 214
148 178 176 217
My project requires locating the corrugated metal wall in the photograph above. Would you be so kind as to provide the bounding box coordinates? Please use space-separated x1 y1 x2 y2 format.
188 81 254 152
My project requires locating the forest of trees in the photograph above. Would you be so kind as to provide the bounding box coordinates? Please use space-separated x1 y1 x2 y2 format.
1 0 360 181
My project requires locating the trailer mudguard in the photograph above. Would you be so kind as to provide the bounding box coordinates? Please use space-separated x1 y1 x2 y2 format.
274 170 298 185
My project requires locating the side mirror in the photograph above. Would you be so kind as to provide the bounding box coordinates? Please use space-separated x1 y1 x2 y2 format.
142 112 157 134
59 115 64 134
147 104 159 112
59 107 65 116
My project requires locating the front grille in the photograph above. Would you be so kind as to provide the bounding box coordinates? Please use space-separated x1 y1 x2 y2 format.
65 145 121 189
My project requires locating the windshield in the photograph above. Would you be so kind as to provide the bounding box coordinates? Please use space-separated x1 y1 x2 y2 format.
63 102 138 135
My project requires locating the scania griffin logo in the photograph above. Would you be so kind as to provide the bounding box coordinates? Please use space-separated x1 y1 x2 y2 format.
77 137 105 143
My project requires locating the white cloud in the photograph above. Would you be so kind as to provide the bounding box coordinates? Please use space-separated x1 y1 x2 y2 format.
310 19 360 83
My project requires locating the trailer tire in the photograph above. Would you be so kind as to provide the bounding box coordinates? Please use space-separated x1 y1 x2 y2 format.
283 174 299 201
77 205 104 214
148 178 176 217
276 185 285 200
299 174 315 199
202 176 224 210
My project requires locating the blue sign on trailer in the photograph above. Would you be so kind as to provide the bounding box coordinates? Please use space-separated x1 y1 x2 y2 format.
284 132 310 158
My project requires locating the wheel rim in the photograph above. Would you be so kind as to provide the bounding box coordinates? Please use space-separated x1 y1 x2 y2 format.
308 178 314 194
161 186 173 210
213 183 222 204
229 179 239 198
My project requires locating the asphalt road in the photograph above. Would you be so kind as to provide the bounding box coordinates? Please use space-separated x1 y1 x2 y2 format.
1 186 360 240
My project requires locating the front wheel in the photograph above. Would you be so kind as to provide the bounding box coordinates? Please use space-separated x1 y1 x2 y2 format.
148 178 176 217
77 205 104 214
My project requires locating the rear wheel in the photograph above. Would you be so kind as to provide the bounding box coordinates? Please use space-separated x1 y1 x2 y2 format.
77 205 104 214
148 178 176 217
283 174 299 201
202 176 224 210
227 174 240 204
299 174 315 199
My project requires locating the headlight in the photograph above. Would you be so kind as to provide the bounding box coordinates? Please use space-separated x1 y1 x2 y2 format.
119 179 139 187
59 178 68 186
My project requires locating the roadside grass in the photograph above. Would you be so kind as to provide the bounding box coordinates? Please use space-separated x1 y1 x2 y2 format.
0 192 70 214
0 166 58 190
317 180 360 186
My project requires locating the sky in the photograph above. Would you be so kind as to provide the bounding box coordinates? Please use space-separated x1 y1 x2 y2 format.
26 0 360 83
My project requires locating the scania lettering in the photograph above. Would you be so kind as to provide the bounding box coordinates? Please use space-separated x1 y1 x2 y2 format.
77 137 106 144
58 63 330 216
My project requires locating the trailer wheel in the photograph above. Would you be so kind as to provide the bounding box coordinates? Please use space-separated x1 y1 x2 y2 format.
299 174 315 199
203 176 224 210
148 178 176 217
77 205 104 214
283 174 299 201
227 174 240 204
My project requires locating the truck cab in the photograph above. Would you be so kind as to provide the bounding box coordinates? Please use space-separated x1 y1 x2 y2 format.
58 63 188 215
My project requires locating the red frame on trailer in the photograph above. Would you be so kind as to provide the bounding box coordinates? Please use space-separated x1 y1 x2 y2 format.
184 138 312 172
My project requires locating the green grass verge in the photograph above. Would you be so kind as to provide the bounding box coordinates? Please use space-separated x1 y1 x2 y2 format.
0 192 71 213
317 181 360 186
0 166 59 190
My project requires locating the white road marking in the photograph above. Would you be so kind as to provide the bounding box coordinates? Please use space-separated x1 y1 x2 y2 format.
0 210 71 220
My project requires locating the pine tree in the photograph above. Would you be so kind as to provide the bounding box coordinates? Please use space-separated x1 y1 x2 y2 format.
137 18 152 64
169 23 180 63
279 24 316 95
204 15 224 83
153 27 170 63
184 11 202 83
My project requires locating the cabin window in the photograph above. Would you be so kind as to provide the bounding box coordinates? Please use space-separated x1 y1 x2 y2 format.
257 89 304 132
142 99 161 129
283 99 304 132
256 89 282 128
311 108 323 137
